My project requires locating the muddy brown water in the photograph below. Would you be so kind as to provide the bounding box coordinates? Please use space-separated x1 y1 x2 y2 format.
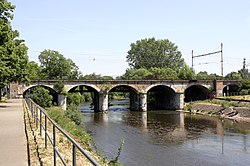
80 101 250 166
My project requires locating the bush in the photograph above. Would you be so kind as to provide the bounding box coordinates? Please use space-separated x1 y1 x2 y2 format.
240 89 250 95
65 104 83 125
67 93 84 105
47 106 92 147
30 86 53 108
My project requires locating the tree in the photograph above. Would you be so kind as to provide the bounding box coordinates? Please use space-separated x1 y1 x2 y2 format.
178 64 195 80
80 73 113 80
38 49 82 79
148 67 178 79
225 71 242 80
196 71 210 80
26 61 42 79
196 71 223 80
0 0 29 100
122 68 152 79
126 37 184 71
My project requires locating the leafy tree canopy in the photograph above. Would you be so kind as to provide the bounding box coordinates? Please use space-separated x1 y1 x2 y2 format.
122 67 178 80
80 73 113 80
26 61 42 80
0 0 29 99
225 71 242 80
196 71 223 80
178 64 195 80
126 37 184 71
38 49 82 79
123 68 152 79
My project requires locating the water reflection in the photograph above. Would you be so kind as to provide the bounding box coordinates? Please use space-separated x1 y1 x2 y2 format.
80 101 250 166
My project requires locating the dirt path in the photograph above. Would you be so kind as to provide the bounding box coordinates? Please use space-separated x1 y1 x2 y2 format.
0 99 27 166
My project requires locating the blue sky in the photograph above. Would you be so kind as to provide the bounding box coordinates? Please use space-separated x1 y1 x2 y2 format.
9 0 250 77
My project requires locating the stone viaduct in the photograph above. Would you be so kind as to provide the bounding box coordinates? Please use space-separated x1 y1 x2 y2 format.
10 79 240 112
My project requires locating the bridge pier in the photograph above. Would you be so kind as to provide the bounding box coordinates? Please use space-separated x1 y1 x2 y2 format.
58 94 67 110
139 93 147 112
130 93 140 111
99 92 108 112
176 93 184 110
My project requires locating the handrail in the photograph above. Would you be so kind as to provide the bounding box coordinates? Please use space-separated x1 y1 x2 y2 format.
24 98 100 166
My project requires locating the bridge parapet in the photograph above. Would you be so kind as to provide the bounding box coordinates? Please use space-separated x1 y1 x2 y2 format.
12 79 241 112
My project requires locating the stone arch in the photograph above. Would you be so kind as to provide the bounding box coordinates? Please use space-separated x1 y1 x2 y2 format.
145 84 176 93
184 85 210 102
67 84 100 112
223 84 240 96
147 85 177 110
108 85 139 111
23 85 58 105
65 84 100 93
23 84 55 94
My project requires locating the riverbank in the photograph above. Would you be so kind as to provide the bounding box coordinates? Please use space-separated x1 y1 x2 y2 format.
185 97 250 122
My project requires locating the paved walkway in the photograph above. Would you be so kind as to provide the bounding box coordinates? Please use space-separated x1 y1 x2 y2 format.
0 99 27 166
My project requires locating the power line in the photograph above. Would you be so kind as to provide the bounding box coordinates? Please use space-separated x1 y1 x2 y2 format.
192 43 223 76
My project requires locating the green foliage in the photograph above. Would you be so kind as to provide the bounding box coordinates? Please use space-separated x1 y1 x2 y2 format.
126 37 184 71
240 89 250 95
241 79 250 89
30 86 53 108
65 104 83 125
196 71 222 80
82 92 93 102
67 92 84 105
122 67 178 80
38 49 82 79
80 73 113 80
47 107 92 147
0 0 29 98
26 61 42 79
148 67 178 79
178 64 195 80
123 68 152 79
54 80 66 94
225 71 242 80
108 139 125 166
184 103 192 111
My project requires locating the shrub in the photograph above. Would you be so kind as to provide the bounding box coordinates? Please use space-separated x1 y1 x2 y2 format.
65 104 83 125
30 86 53 108
240 89 250 95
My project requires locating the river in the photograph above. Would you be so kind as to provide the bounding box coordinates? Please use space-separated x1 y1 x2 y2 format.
80 100 250 166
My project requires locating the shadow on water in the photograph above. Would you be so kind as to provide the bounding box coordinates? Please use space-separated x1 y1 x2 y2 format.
80 100 250 166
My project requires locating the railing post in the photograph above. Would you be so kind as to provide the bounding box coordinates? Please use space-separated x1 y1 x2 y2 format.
72 144 76 166
53 125 56 166
35 106 38 128
45 116 47 149
40 109 42 136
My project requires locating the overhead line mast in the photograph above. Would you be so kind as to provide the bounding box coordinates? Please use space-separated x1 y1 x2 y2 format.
192 43 223 77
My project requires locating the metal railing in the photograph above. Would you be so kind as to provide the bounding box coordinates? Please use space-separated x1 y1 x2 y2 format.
24 98 100 166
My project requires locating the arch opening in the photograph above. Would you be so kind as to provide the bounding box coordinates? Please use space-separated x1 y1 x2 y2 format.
223 84 240 96
147 85 176 110
108 85 138 111
184 85 210 102
68 85 99 112
23 85 58 105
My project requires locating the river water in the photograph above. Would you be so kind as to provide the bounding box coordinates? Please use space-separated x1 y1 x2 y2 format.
80 100 250 166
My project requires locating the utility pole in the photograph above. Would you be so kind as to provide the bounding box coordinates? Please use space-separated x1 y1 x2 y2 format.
191 50 194 70
243 58 246 79
192 43 223 76
221 43 223 77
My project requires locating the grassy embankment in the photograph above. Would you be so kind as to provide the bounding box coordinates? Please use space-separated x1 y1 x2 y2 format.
23 102 123 165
